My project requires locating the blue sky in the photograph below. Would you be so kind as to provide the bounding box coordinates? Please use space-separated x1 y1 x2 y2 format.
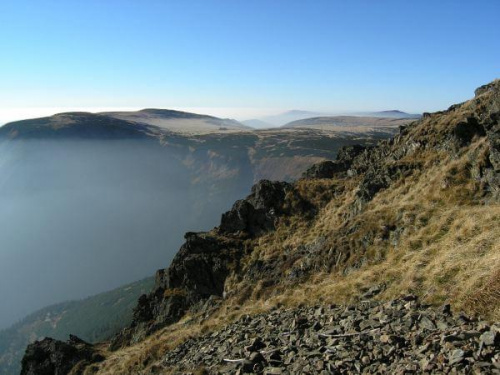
0 0 498 122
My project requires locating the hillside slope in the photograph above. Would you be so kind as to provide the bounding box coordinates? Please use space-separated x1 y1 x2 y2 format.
0 278 153 375
0 112 154 140
21 81 500 374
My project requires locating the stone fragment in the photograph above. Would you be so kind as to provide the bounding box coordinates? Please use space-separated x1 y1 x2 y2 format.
480 331 497 346
448 349 465 365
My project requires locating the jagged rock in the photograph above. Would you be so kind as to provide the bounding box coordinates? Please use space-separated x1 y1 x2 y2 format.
21 336 103 375
303 145 368 179
220 180 292 235
111 232 245 348
481 331 498 346
336 144 368 164
451 117 486 147
111 180 301 349
302 160 347 179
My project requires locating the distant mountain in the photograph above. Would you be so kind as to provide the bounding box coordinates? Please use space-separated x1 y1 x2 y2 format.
0 112 153 140
255 110 326 126
241 119 273 129
0 278 154 375
101 108 250 134
282 115 415 137
247 109 420 127
0 109 251 139
358 110 422 119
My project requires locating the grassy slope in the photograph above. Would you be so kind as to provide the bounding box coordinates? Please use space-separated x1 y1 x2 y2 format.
89 81 500 374
0 277 154 375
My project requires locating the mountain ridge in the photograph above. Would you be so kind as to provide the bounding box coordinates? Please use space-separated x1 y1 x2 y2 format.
244 109 420 127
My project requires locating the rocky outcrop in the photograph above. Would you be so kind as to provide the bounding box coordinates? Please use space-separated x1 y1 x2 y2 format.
302 160 347 179
111 180 298 349
136 233 242 326
336 144 369 164
110 233 244 348
21 335 103 375
162 296 500 374
477 80 500 200
219 180 292 235
302 145 368 179
475 81 499 97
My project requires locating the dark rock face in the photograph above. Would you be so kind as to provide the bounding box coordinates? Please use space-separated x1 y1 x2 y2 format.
452 117 486 147
151 233 239 321
302 160 347 179
303 145 368 179
220 180 292 235
111 233 244 347
336 144 368 164
21 335 103 375
163 296 500 374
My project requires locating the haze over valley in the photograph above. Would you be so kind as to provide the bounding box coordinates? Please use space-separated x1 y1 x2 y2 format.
0 110 410 328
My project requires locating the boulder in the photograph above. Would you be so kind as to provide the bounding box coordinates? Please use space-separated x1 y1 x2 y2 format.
220 180 291 235
21 335 103 375
302 145 368 179
302 160 347 179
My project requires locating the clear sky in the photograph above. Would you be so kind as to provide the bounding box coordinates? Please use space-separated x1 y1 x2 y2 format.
0 0 499 123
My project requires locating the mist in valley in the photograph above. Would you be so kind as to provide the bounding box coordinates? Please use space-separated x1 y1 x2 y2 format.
0 138 252 329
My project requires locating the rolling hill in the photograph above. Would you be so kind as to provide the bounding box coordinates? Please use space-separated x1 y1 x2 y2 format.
282 115 414 137
360 110 422 119
244 109 421 128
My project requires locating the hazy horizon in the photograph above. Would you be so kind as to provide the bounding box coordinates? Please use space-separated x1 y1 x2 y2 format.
1 1 499 126
0 105 427 127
